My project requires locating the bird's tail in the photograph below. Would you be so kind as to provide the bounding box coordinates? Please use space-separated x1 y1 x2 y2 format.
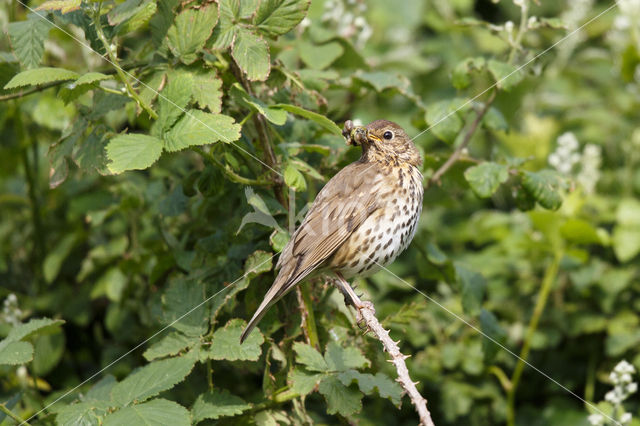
240 271 297 343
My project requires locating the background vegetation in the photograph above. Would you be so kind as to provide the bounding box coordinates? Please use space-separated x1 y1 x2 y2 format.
1 0 639 424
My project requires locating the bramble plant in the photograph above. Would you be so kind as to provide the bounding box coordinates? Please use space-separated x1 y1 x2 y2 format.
1 0 640 425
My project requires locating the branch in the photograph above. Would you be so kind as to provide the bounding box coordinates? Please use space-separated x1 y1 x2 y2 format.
0 403 31 426
192 147 272 187
333 274 434 426
426 90 496 189
352 294 435 426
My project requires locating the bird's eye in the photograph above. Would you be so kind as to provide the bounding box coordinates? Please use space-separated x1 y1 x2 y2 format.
383 131 393 140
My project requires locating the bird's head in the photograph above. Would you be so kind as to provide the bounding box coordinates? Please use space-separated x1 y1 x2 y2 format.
343 119 422 167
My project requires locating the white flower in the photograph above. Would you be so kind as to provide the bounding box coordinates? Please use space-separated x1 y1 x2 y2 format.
605 390 620 404
505 20 515 34
614 360 636 375
627 382 638 393
587 413 604 426
620 412 632 424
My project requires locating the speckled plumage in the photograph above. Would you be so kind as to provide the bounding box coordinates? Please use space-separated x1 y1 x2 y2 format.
241 120 423 342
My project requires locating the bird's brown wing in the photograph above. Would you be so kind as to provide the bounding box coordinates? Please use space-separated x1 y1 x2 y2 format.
241 161 381 342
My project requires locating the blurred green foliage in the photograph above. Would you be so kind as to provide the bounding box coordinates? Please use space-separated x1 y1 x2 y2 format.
1 0 640 424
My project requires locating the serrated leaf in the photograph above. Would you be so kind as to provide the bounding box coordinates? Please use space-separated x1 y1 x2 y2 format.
479 309 506 363
318 375 362 416
36 0 81 14
253 0 310 36
162 277 209 337
150 0 180 48
230 83 287 125
354 71 407 92
104 399 190 426
209 0 239 49
454 263 486 315
4 67 78 89
55 401 112 426
337 371 403 406
158 71 193 132
288 368 322 395
86 375 118 402
204 319 264 361
106 134 163 174
8 14 51 69
284 163 306 192
167 5 218 64
111 356 196 406
522 170 563 210
143 332 196 361
271 103 342 135
425 99 464 144
324 341 369 371
116 0 157 34
192 389 251 422
75 72 111 86
245 250 273 277
6 318 65 342
487 59 523 91
293 342 328 372
464 162 509 198
232 29 270 81
164 111 241 152
0 341 34 365
451 57 485 90
483 107 508 132
192 72 222 113
108 0 144 25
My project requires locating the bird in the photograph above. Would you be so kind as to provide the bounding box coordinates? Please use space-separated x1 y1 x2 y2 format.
241 119 423 343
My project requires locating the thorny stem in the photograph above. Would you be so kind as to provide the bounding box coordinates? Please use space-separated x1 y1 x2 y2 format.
506 252 562 426
229 59 287 208
93 4 157 119
192 147 272 187
297 286 320 350
0 403 31 425
426 90 497 189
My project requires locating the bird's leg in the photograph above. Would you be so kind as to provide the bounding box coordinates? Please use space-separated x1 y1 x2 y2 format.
334 272 375 326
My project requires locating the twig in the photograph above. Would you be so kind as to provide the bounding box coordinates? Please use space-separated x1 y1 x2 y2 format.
334 274 434 426
192 147 272 187
426 90 496 189
0 403 31 426
93 3 157 119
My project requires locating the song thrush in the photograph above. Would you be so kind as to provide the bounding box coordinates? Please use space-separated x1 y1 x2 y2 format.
241 119 423 342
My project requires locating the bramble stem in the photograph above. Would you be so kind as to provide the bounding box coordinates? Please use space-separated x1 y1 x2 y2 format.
0 403 31 426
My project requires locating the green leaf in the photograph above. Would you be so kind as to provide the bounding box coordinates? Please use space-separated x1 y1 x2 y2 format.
164 111 241 152
451 57 485 90
36 0 81 14
464 162 509 198
318 375 362 416
104 399 190 426
209 0 239 49
230 83 287 125
338 371 403 406
150 0 180 48
483 107 508 132
106 134 164 174
354 71 407 92
43 233 76 283
191 389 251 422
143 332 196 361
253 0 310 36
487 59 524 91
4 67 79 89
162 277 209 337
167 5 219 64
521 170 563 210
612 225 640 262
7 318 65 342
55 401 112 426
192 72 223 113
8 14 51 69
288 368 323 395
75 72 112 86
245 250 273 277
293 342 328 372
324 342 369 371
203 319 264 361
111 356 196 406
454 264 486 316
158 71 194 132
299 41 344 70
425 99 464 144
560 219 603 245
232 29 270 81
271 103 342 135
0 341 34 365
284 163 306 192
616 198 640 226
479 309 506 362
